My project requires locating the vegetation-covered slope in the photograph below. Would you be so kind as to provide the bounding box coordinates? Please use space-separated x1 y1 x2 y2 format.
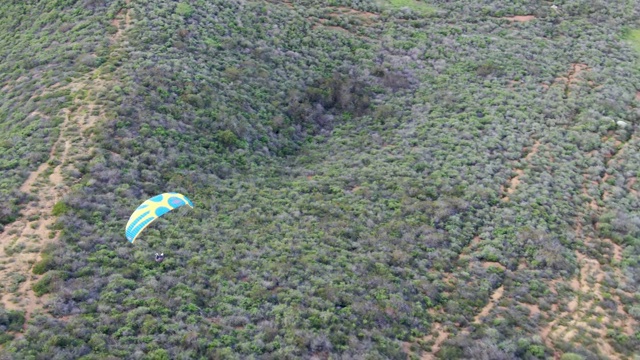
0 0 112 227
1 0 639 359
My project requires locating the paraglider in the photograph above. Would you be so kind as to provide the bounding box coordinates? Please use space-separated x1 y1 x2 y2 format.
125 193 194 260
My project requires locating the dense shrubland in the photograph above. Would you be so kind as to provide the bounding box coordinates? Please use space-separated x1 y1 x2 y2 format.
0 0 110 226
1 0 640 359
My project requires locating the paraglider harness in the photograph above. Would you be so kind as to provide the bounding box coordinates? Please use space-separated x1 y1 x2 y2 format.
155 253 165 263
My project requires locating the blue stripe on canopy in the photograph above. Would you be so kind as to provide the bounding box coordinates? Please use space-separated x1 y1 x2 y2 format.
125 193 194 243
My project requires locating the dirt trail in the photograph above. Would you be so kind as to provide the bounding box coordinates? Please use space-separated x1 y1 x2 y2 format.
540 130 636 358
0 105 71 320
419 322 449 360
473 285 504 323
542 232 634 357
626 177 638 196
407 235 483 358
0 83 106 322
110 0 132 43
0 3 132 324
503 15 535 22
557 63 589 94
503 140 540 200
481 261 505 270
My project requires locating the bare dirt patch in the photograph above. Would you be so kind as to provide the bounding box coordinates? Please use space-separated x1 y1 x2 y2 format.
502 140 540 200
542 242 634 358
551 63 590 95
474 285 504 323
503 15 535 22
540 320 555 344
542 138 639 356
610 241 623 263
328 6 378 21
417 322 449 360
576 251 603 294
507 80 521 89
310 5 380 37
506 169 523 195
0 116 69 322
525 140 541 161
423 331 449 359
626 176 638 195
110 0 132 43
523 303 540 316
481 261 505 270
0 0 132 326
561 63 589 85
471 236 481 247
0 97 104 323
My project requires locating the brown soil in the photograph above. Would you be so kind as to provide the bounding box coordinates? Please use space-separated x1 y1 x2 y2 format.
502 140 541 200
503 15 536 22
418 322 449 360
507 169 523 194
565 63 589 85
328 6 378 21
540 321 554 343
471 236 481 247
523 303 540 316
541 157 637 359
481 261 506 270
0 0 131 326
610 241 623 263
507 80 521 89
517 258 528 270
110 1 132 43
474 285 504 323
1 76 27 92
626 177 638 195
1 109 69 323
0 88 107 323
310 5 380 38
551 63 589 95
525 141 541 160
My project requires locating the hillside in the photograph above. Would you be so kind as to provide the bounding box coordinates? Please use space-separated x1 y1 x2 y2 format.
1 0 639 359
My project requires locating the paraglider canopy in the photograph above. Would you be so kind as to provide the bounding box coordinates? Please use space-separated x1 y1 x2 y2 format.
125 192 194 243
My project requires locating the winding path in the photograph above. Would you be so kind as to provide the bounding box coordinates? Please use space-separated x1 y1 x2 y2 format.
0 2 132 325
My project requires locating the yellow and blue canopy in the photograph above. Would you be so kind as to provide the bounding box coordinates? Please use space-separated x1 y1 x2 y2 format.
125 192 193 243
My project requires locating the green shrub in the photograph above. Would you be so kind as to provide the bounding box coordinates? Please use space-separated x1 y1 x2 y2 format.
146 349 170 360
0 308 25 332
217 130 239 148
32 272 58 296
32 254 54 274
51 201 68 216
175 3 194 17
0 333 13 345
560 353 585 360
